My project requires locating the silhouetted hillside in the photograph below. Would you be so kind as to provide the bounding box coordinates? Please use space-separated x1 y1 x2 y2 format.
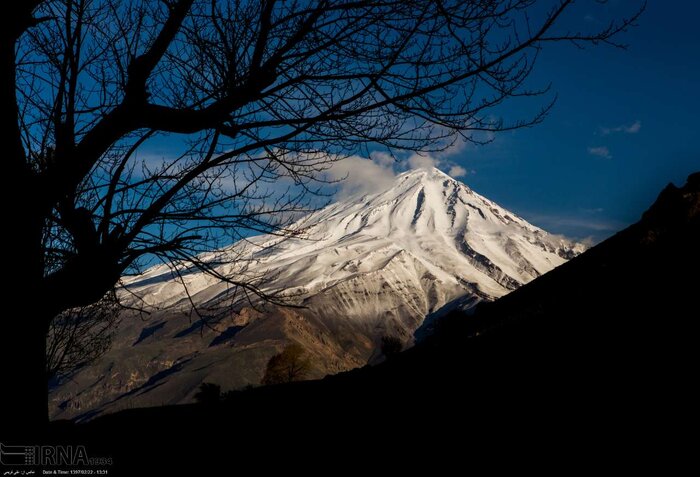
49 172 699 472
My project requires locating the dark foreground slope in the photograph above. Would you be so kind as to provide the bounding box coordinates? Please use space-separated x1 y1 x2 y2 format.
49 172 699 471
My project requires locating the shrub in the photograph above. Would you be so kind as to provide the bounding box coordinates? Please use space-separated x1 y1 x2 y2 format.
381 335 403 358
262 344 310 385
194 382 221 405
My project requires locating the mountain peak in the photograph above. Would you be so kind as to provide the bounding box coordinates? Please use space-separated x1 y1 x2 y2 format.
401 165 444 174
399 166 453 180
393 166 471 196
129 164 583 309
55 164 585 420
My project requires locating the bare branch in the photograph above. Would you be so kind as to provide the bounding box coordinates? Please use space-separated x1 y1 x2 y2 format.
9 0 642 322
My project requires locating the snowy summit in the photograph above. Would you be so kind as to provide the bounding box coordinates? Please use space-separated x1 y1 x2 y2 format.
51 167 584 420
128 166 583 323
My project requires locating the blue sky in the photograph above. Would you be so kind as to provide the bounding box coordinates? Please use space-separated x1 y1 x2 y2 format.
448 0 700 242
139 1 699 245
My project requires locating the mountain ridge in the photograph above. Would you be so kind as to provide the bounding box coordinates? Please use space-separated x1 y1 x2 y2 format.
125 167 582 311
54 173 700 474
50 166 582 420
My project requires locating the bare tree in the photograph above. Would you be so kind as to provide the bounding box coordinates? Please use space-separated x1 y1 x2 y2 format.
0 0 643 429
262 343 310 385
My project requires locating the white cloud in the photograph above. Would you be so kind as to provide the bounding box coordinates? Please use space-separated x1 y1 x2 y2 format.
588 146 612 159
407 153 439 170
405 152 468 175
370 151 396 168
325 155 397 198
448 165 468 177
438 135 469 158
625 120 642 133
601 120 641 135
324 150 471 199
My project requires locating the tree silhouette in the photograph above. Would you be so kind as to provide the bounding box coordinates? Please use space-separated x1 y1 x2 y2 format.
0 0 643 429
46 291 121 381
381 335 403 359
194 382 222 405
262 344 310 385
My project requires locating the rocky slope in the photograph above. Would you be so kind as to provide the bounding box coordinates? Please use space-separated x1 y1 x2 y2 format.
49 167 582 420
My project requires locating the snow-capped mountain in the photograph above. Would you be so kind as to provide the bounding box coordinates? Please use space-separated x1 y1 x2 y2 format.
127 166 581 320
50 167 583 420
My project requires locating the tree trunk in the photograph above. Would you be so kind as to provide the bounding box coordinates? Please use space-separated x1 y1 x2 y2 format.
0 7 50 439
1 190 52 438
0 199 124 440
1 304 50 439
